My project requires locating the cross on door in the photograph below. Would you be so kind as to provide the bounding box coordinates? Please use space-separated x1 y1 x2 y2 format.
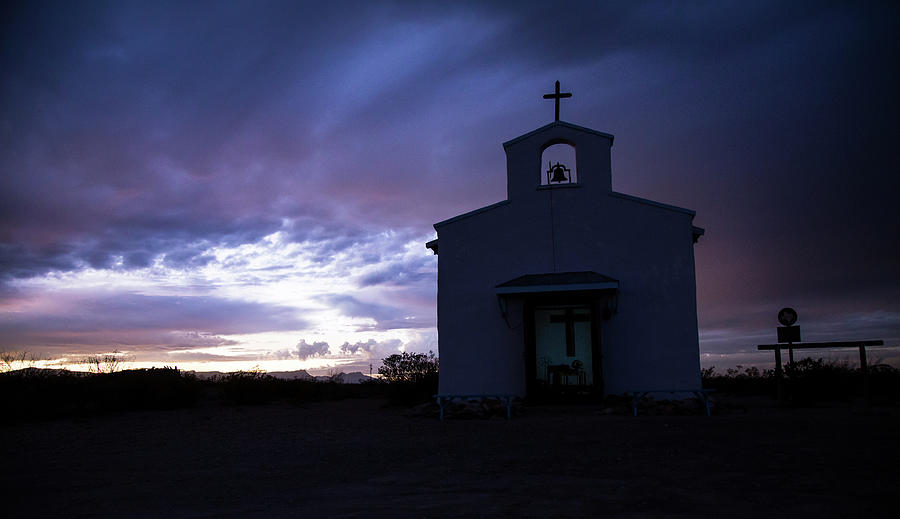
550 308 590 356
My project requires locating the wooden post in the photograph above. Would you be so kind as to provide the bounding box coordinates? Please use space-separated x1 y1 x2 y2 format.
786 340 794 399
859 344 869 400
774 345 783 401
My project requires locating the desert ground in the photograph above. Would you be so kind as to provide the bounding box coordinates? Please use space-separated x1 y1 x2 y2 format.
2 397 898 518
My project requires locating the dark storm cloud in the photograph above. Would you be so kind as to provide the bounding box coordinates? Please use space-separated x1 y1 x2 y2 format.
361 318 434 332
316 290 435 331
162 351 249 362
580 2 900 358
0 292 307 341
0 0 391 279
166 331 238 349
319 294 404 323
357 255 435 287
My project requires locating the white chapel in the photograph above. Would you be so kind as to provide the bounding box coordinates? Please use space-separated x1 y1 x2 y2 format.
426 83 704 398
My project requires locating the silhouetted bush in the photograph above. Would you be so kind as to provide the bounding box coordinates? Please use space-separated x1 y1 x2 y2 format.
378 351 439 383
92 367 201 410
783 358 852 403
217 370 285 405
0 367 201 423
703 358 900 405
701 365 777 396
215 372 390 406
1 368 412 423
376 351 439 405
0 368 85 422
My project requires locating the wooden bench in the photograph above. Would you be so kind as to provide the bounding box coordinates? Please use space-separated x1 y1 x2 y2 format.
627 389 715 416
433 394 517 420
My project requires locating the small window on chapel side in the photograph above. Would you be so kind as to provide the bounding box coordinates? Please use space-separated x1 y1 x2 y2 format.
540 143 577 186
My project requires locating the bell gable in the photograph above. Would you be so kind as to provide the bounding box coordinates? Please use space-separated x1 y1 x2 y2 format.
503 121 614 201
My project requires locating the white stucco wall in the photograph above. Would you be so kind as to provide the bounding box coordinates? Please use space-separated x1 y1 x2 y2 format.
434 121 702 396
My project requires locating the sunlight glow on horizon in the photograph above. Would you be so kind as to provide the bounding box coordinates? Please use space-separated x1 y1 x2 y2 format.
3 226 437 372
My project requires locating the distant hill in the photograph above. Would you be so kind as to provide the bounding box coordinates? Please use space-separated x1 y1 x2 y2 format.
313 371 375 384
189 369 375 384
267 370 315 380
189 369 314 381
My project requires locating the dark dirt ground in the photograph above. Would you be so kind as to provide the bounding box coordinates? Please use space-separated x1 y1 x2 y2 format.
2 396 898 518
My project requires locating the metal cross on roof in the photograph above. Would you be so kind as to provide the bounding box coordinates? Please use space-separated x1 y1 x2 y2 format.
543 80 572 122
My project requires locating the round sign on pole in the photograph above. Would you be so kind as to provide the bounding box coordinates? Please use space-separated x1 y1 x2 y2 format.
778 307 798 326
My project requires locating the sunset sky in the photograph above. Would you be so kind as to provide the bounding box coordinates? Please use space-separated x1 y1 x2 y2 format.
2 1 898 374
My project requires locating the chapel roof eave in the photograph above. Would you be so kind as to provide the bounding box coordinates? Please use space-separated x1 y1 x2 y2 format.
432 200 510 229
692 226 705 243
429 224 706 255
496 271 619 295
609 192 696 216
502 120 615 149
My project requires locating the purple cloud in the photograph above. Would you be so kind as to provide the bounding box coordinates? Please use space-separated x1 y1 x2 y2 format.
296 339 330 360
0 292 307 351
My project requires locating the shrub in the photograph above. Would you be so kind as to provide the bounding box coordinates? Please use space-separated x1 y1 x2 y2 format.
702 358 900 405
92 367 201 410
378 351 439 382
701 365 777 396
0 367 201 423
218 370 284 405
77 350 133 373
0 350 42 372
378 351 439 405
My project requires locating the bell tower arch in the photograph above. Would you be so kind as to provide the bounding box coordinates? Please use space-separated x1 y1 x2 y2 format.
503 121 614 201
540 141 577 185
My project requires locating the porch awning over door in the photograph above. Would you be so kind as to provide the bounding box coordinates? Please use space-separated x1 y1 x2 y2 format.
495 271 619 295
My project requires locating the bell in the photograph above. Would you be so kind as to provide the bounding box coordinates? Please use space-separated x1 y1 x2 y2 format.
550 163 568 183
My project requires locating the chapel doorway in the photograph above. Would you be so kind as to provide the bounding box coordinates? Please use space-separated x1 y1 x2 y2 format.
532 305 597 390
